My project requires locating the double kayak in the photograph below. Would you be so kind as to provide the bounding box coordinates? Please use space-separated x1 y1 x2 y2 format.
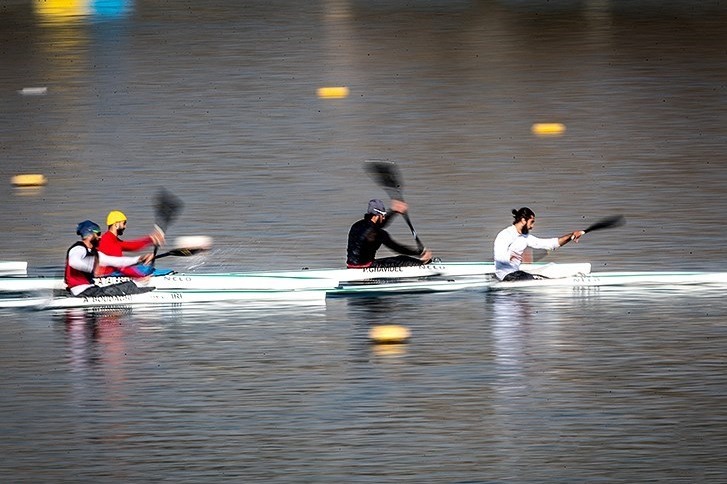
0 272 341 293
0 286 330 310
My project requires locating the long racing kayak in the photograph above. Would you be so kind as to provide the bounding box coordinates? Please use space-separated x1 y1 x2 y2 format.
0 286 329 310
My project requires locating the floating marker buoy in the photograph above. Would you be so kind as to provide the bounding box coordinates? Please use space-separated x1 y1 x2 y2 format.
531 123 566 137
11 174 47 187
369 324 411 344
316 86 349 99
19 87 48 96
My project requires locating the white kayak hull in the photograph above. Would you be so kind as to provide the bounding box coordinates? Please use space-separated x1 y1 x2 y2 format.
331 275 492 295
195 262 588 295
0 288 327 310
0 262 591 295
0 273 339 293
0 261 27 276
251 262 591 282
491 271 727 290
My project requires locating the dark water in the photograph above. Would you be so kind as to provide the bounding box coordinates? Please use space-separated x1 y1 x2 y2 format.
1 0 727 481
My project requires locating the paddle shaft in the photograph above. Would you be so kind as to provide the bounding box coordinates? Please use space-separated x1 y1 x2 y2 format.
535 215 626 260
401 213 424 252
155 247 207 260
153 189 184 260
364 160 425 252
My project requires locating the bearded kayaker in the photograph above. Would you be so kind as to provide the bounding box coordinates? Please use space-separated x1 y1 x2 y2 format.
66 220 156 297
347 199 433 268
96 210 165 277
494 207 585 281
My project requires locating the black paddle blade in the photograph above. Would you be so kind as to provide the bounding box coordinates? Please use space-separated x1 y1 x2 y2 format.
364 160 425 252
364 160 404 200
584 214 626 233
154 188 184 231
155 247 207 259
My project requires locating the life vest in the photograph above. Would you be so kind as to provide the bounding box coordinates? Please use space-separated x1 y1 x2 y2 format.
64 241 96 289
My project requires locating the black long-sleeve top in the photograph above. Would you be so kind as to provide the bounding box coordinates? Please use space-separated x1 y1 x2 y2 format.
346 214 420 267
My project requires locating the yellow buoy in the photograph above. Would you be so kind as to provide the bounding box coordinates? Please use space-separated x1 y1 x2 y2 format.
369 324 411 344
34 0 90 19
316 86 349 99
531 123 566 137
11 174 47 187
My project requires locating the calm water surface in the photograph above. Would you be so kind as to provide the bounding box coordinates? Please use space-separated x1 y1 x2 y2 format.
1 0 726 481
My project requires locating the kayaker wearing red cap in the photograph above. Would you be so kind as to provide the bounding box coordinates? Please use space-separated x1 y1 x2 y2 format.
346 199 432 268
97 210 165 277
66 220 155 297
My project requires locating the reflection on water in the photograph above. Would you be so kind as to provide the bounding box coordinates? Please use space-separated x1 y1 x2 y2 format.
61 308 129 369
34 0 133 23
0 291 725 481
59 309 133 420
490 292 534 376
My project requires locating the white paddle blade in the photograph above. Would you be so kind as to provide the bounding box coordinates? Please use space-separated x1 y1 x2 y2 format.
173 236 213 250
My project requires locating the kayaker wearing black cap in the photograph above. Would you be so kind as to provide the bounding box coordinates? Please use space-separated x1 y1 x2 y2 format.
346 199 433 268
65 220 156 297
